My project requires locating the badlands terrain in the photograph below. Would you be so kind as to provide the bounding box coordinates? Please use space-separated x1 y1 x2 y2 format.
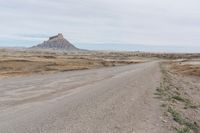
0 48 200 133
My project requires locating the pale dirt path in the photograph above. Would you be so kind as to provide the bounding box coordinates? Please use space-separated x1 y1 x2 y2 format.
0 62 169 133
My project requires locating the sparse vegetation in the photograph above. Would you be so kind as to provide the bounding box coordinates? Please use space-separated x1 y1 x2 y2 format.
168 107 200 133
172 95 188 103
171 63 200 77
0 49 146 78
156 63 200 133
168 107 185 125
178 127 190 133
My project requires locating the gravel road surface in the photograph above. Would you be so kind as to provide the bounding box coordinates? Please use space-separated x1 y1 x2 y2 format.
0 62 168 133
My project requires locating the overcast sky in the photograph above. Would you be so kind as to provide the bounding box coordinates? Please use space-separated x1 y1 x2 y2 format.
0 0 200 51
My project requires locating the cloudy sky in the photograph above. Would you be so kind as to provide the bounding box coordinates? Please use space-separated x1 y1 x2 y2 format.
0 0 200 52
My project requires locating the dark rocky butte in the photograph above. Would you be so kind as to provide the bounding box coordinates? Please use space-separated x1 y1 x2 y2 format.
32 33 79 51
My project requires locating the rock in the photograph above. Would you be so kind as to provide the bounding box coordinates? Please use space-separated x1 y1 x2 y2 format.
162 119 167 123
31 33 79 51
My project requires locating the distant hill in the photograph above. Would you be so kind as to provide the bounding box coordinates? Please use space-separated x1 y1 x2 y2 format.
31 33 79 51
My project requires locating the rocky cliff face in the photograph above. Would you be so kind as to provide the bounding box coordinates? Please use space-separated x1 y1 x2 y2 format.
32 33 79 51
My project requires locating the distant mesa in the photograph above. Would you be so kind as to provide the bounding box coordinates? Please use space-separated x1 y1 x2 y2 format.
32 33 79 51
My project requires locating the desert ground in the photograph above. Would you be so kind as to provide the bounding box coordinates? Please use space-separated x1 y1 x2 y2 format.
0 48 147 78
0 48 200 133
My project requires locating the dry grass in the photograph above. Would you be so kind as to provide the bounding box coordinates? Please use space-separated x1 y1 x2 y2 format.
0 49 146 78
2 48 198 78
171 63 200 77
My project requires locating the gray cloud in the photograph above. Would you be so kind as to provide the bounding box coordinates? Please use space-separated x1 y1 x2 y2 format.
0 0 200 48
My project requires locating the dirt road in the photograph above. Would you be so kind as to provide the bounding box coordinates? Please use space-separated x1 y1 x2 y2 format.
0 62 168 133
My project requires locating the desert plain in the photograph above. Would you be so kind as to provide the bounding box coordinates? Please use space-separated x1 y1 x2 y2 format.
0 48 200 133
